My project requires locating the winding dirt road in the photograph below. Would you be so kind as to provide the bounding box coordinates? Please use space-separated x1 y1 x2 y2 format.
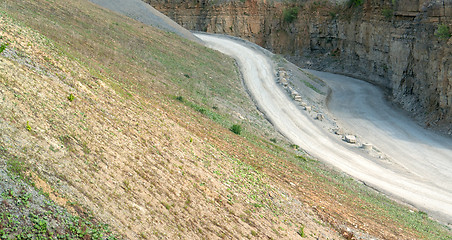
196 33 452 223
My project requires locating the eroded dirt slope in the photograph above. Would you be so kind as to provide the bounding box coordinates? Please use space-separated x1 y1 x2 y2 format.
0 1 340 239
0 0 451 239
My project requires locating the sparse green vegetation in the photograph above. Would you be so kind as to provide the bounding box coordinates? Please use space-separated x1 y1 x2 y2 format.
161 201 172 210
297 225 305 237
26 121 32 131
0 43 7 53
329 11 337 20
175 95 184 102
348 0 363 8
1 0 451 239
303 80 324 95
230 124 242 135
382 8 393 20
290 144 299 150
6 157 28 179
435 24 451 40
283 7 299 23
0 165 118 240
67 93 75 102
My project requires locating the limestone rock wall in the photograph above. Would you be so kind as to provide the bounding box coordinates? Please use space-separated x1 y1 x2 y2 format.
145 0 452 131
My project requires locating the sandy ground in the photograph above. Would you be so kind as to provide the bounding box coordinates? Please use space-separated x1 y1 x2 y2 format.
196 33 452 224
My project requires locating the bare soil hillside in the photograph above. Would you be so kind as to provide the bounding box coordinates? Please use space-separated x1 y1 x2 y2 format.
0 0 450 239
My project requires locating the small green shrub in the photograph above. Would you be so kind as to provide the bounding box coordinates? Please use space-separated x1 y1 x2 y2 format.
435 24 451 40
270 138 277 143
329 11 338 19
283 7 299 23
175 95 184 102
348 0 363 7
290 144 300 150
26 121 32 131
230 124 242 135
382 8 393 19
67 93 75 102
0 43 8 54
297 225 305 237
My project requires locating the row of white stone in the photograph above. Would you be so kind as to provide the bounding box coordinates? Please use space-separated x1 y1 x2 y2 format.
277 68 303 103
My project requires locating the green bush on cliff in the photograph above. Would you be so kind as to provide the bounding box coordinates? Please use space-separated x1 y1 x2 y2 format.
435 24 451 40
382 8 393 20
283 7 299 23
347 0 363 8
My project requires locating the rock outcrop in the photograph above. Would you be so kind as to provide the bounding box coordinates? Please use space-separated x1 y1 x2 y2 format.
145 0 452 132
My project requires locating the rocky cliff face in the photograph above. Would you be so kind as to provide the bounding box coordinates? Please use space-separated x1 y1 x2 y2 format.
145 0 452 132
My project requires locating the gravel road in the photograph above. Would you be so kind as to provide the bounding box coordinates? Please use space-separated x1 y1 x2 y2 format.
196 33 452 224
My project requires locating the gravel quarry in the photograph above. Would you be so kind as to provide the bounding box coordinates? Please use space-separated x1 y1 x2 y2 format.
196 33 452 224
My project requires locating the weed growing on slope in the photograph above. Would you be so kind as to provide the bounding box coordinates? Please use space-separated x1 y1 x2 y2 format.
6 156 29 182
230 124 242 135
297 225 305 237
0 43 8 53
26 121 32 131
67 93 75 102
173 95 224 122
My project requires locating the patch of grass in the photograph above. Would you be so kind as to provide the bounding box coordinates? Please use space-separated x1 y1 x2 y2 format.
295 155 316 163
303 80 323 95
283 7 299 23
0 173 118 239
6 157 28 179
435 24 451 40
123 180 131 192
300 69 325 86
173 95 225 122
230 124 242 135
161 201 172 210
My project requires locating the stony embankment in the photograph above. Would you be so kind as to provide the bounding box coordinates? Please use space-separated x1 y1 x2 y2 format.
146 0 452 133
